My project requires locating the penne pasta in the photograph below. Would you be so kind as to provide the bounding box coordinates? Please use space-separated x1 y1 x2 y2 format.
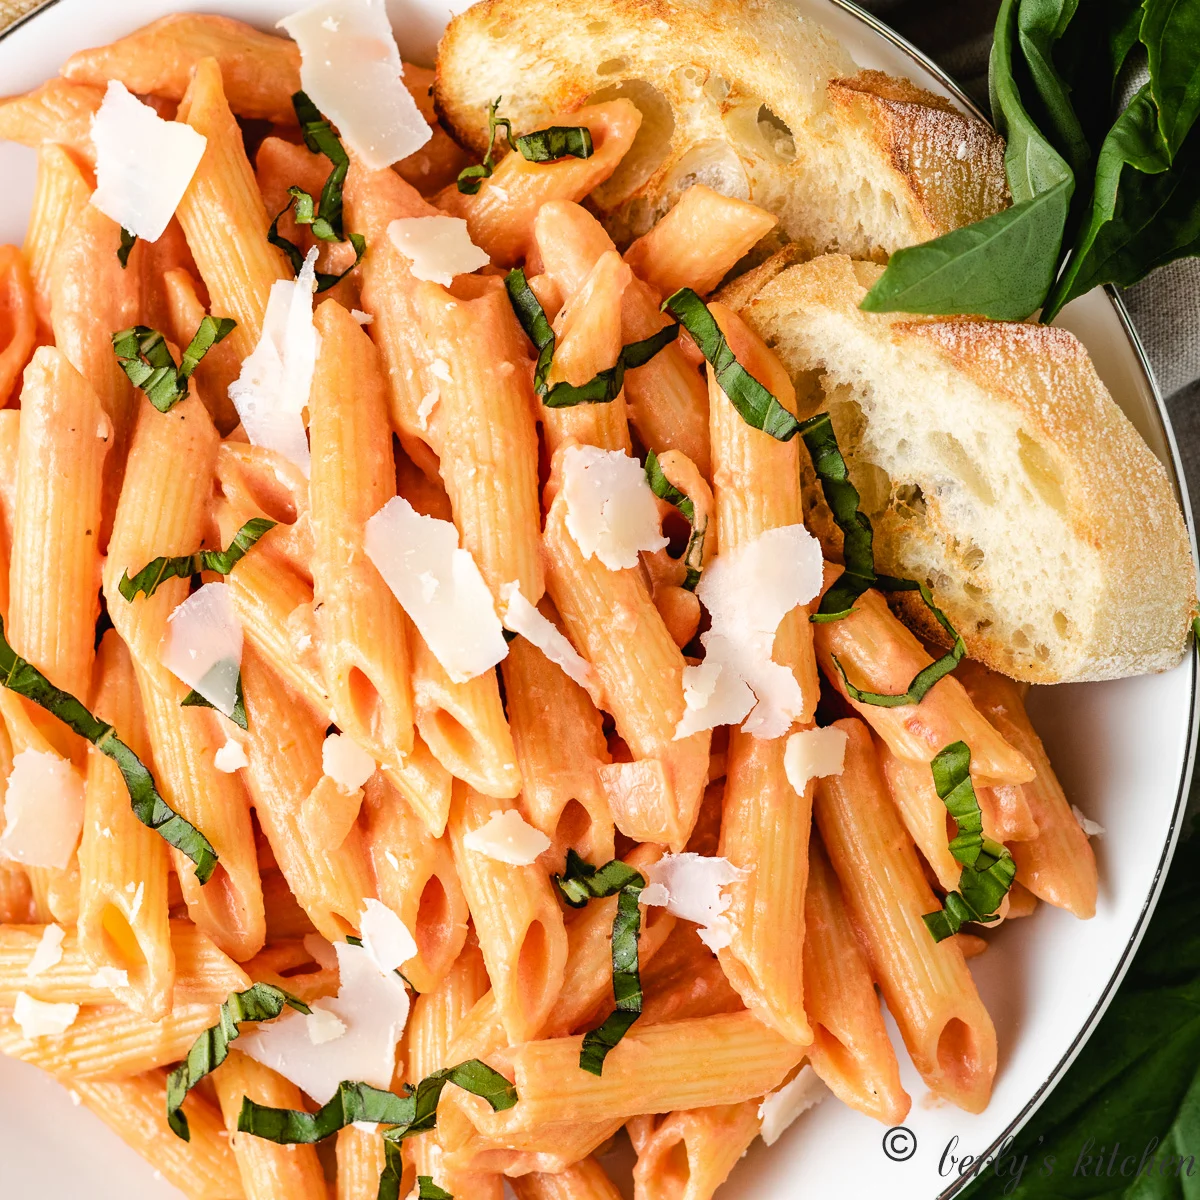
336 1125 391 1200
630 1102 763 1200
0 245 36 408
162 268 241 433
0 78 103 162
512 1156 625 1200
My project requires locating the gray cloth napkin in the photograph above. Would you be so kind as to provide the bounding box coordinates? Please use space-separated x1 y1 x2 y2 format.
859 0 1200 503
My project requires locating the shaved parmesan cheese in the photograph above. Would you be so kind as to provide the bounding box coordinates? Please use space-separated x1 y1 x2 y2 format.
303 933 339 971
90 81 206 242
639 852 747 952
462 809 551 866
675 526 823 741
1072 805 1106 837
214 739 248 773
26 925 66 978
0 751 84 869
351 309 373 325
161 582 243 719
387 217 490 286
758 1066 829 1145
89 966 129 992
279 0 431 170
240 940 408 1103
306 1004 347 1045
13 992 78 1039
228 247 319 476
364 496 506 682
359 899 417 974
562 445 668 570
322 733 375 793
501 582 601 705
783 727 848 796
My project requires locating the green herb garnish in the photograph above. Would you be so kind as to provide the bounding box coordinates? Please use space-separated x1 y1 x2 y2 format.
417 1179 453 1200
167 983 310 1140
119 518 276 602
0 615 217 881
181 671 248 731
112 317 236 413
553 850 645 1075
922 742 1017 942
644 449 706 590
117 227 137 269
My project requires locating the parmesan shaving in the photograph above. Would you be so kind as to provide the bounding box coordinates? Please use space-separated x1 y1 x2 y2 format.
161 582 244 719
758 1066 829 1145
214 739 249 773
306 1004 347 1046
322 733 376 794
462 809 551 866
500 582 602 705
279 0 431 170
364 496 507 682
90 81 206 242
638 852 748 951
26 925 66 979
13 992 78 1039
783 726 849 796
387 216 490 286
1072 805 1106 837
0 751 84 870
562 445 669 570
359 898 418 974
89 966 130 992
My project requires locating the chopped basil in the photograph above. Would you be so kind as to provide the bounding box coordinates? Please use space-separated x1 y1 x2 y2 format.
167 983 309 1140
417 1179 453 1200
112 316 236 413
181 672 248 731
922 741 1017 942
457 97 593 194
504 267 677 405
119 518 277 602
117 227 136 269
377 1142 407 1200
0 616 217 881
554 850 645 1075
268 199 366 293
236 1060 517 1144
644 450 705 591
661 288 801 442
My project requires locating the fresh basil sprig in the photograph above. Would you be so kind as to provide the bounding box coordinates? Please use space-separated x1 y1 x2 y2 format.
112 317 236 413
457 97 594 194
119 518 277 602
417 1179 453 1200
644 450 706 590
181 671 248 731
167 983 309 1140
553 850 645 1075
504 267 678 405
922 741 1017 942
0 616 217 881
237 1060 517 1144
117 227 137 269
662 288 801 441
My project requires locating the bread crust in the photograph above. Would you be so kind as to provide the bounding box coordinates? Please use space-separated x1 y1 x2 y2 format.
435 0 1007 256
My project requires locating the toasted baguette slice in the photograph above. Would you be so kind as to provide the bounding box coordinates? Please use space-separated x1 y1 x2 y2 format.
725 253 1196 684
435 0 1009 255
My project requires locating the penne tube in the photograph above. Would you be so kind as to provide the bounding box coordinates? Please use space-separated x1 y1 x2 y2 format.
878 738 960 892
240 644 375 943
77 631 174 1019
214 1051 327 1200
361 771 469 994
512 1157 625 1200
630 1102 762 1200
813 718 997 1113
163 268 241 433
979 782 1039 843
804 835 910 1124
624 184 778 298
310 299 415 760
813 589 1035 786
414 279 545 601
74 1071 245 1200
175 57 291 364
21 143 92 336
0 1000 220 1079
957 660 1097 918
444 1119 625 1180
436 101 642 266
0 79 103 162
336 1126 391 1200
380 737 455 840
532 201 709 472
62 14 303 123
0 245 36 408
638 925 744 1026
447 782 568 1044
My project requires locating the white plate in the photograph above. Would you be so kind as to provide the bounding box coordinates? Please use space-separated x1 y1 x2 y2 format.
0 2 1195 1198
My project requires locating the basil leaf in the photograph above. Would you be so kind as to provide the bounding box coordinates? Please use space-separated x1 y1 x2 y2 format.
417 1178 453 1200
181 672 248 732
0 615 217 881
237 1060 517 1144
543 324 678 409
119 518 277 601
661 288 800 441
513 124 593 163
644 450 706 591
921 742 1016 942
292 90 349 241
456 97 514 195
112 318 236 414
377 1142 407 1200
117 227 137 269
268 200 366 293
505 267 556 393
554 851 645 1075
167 983 309 1140
1142 0 1200 162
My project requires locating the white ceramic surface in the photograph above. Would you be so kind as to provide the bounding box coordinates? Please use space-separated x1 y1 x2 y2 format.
0 2 1194 1198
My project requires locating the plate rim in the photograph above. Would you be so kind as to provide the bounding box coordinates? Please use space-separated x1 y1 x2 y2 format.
1 2 1197 1196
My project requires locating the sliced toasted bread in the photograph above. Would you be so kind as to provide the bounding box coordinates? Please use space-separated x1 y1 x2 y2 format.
435 0 1009 255
724 253 1196 683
